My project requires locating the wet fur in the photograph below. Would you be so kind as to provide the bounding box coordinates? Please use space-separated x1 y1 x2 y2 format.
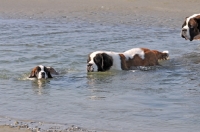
181 14 200 41
88 48 169 72
29 66 53 79
93 53 113 71
120 49 168 70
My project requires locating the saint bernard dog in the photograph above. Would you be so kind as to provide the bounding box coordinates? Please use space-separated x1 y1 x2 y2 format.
29 65 58 79
181 13 200 41
87 48 169 72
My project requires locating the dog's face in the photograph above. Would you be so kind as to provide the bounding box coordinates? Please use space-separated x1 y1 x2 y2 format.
29 65 52 79
87 52 113 72
181 14 200 41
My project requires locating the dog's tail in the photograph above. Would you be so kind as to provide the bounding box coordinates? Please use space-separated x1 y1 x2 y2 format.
153 50 169 60
161 51 169 60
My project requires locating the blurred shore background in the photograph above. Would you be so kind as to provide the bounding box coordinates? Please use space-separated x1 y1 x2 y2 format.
0 0 199 27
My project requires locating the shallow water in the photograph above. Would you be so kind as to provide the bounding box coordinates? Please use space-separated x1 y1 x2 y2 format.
0 17 200 132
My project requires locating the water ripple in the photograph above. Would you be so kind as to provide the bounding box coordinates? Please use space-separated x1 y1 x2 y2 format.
0 18 200 132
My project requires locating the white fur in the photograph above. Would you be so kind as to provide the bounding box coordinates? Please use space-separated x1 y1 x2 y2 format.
162 50 169 60
38 65 47 79
123 48 145 60
162 50 169 54
182 14 200 40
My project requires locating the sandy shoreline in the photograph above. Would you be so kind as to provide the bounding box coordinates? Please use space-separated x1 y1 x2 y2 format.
0 126 31 132
0 0 200 132
0 0 199 27
0 118 94 132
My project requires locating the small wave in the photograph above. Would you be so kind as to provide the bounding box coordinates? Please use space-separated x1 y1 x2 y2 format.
0 116 93 132
0 73 10 80
182 52 200 65
138 66 157 71
89 96 106 100
129 66 157 71
0 70 13 80
17 73 30 81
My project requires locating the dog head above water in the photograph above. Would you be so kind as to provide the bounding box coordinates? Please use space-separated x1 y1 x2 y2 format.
29 65 58 79
181 13 200 41
87 51 114 72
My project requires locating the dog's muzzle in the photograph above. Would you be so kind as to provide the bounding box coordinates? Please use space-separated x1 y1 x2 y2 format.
181 28 188 40
87 64 94 72
41 72 46 78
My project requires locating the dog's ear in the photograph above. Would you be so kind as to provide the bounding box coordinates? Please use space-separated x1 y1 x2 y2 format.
101 53 113 71
194 15 200 30
194 15 200 23
44 66 53 78
94 53 113 71
94 53 104 71
46 67 59 75
29 68 36 78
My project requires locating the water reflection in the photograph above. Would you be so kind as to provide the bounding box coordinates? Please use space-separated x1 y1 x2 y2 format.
87 71 116 84
86 72 119 100
31 79 50 95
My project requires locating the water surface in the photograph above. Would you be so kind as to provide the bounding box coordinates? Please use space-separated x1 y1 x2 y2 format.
0 18 200 132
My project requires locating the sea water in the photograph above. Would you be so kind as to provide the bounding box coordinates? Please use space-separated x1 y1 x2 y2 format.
0 18 200 132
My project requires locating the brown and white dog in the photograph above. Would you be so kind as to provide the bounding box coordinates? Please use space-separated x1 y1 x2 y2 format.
29 65 58 79
87 48 169 72
181 13 200 41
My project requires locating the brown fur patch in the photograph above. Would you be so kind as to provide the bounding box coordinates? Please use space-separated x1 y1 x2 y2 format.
119 48 168 70
29 66 40 78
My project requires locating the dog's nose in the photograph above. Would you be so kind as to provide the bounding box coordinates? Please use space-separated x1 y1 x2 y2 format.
41 72 45 78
